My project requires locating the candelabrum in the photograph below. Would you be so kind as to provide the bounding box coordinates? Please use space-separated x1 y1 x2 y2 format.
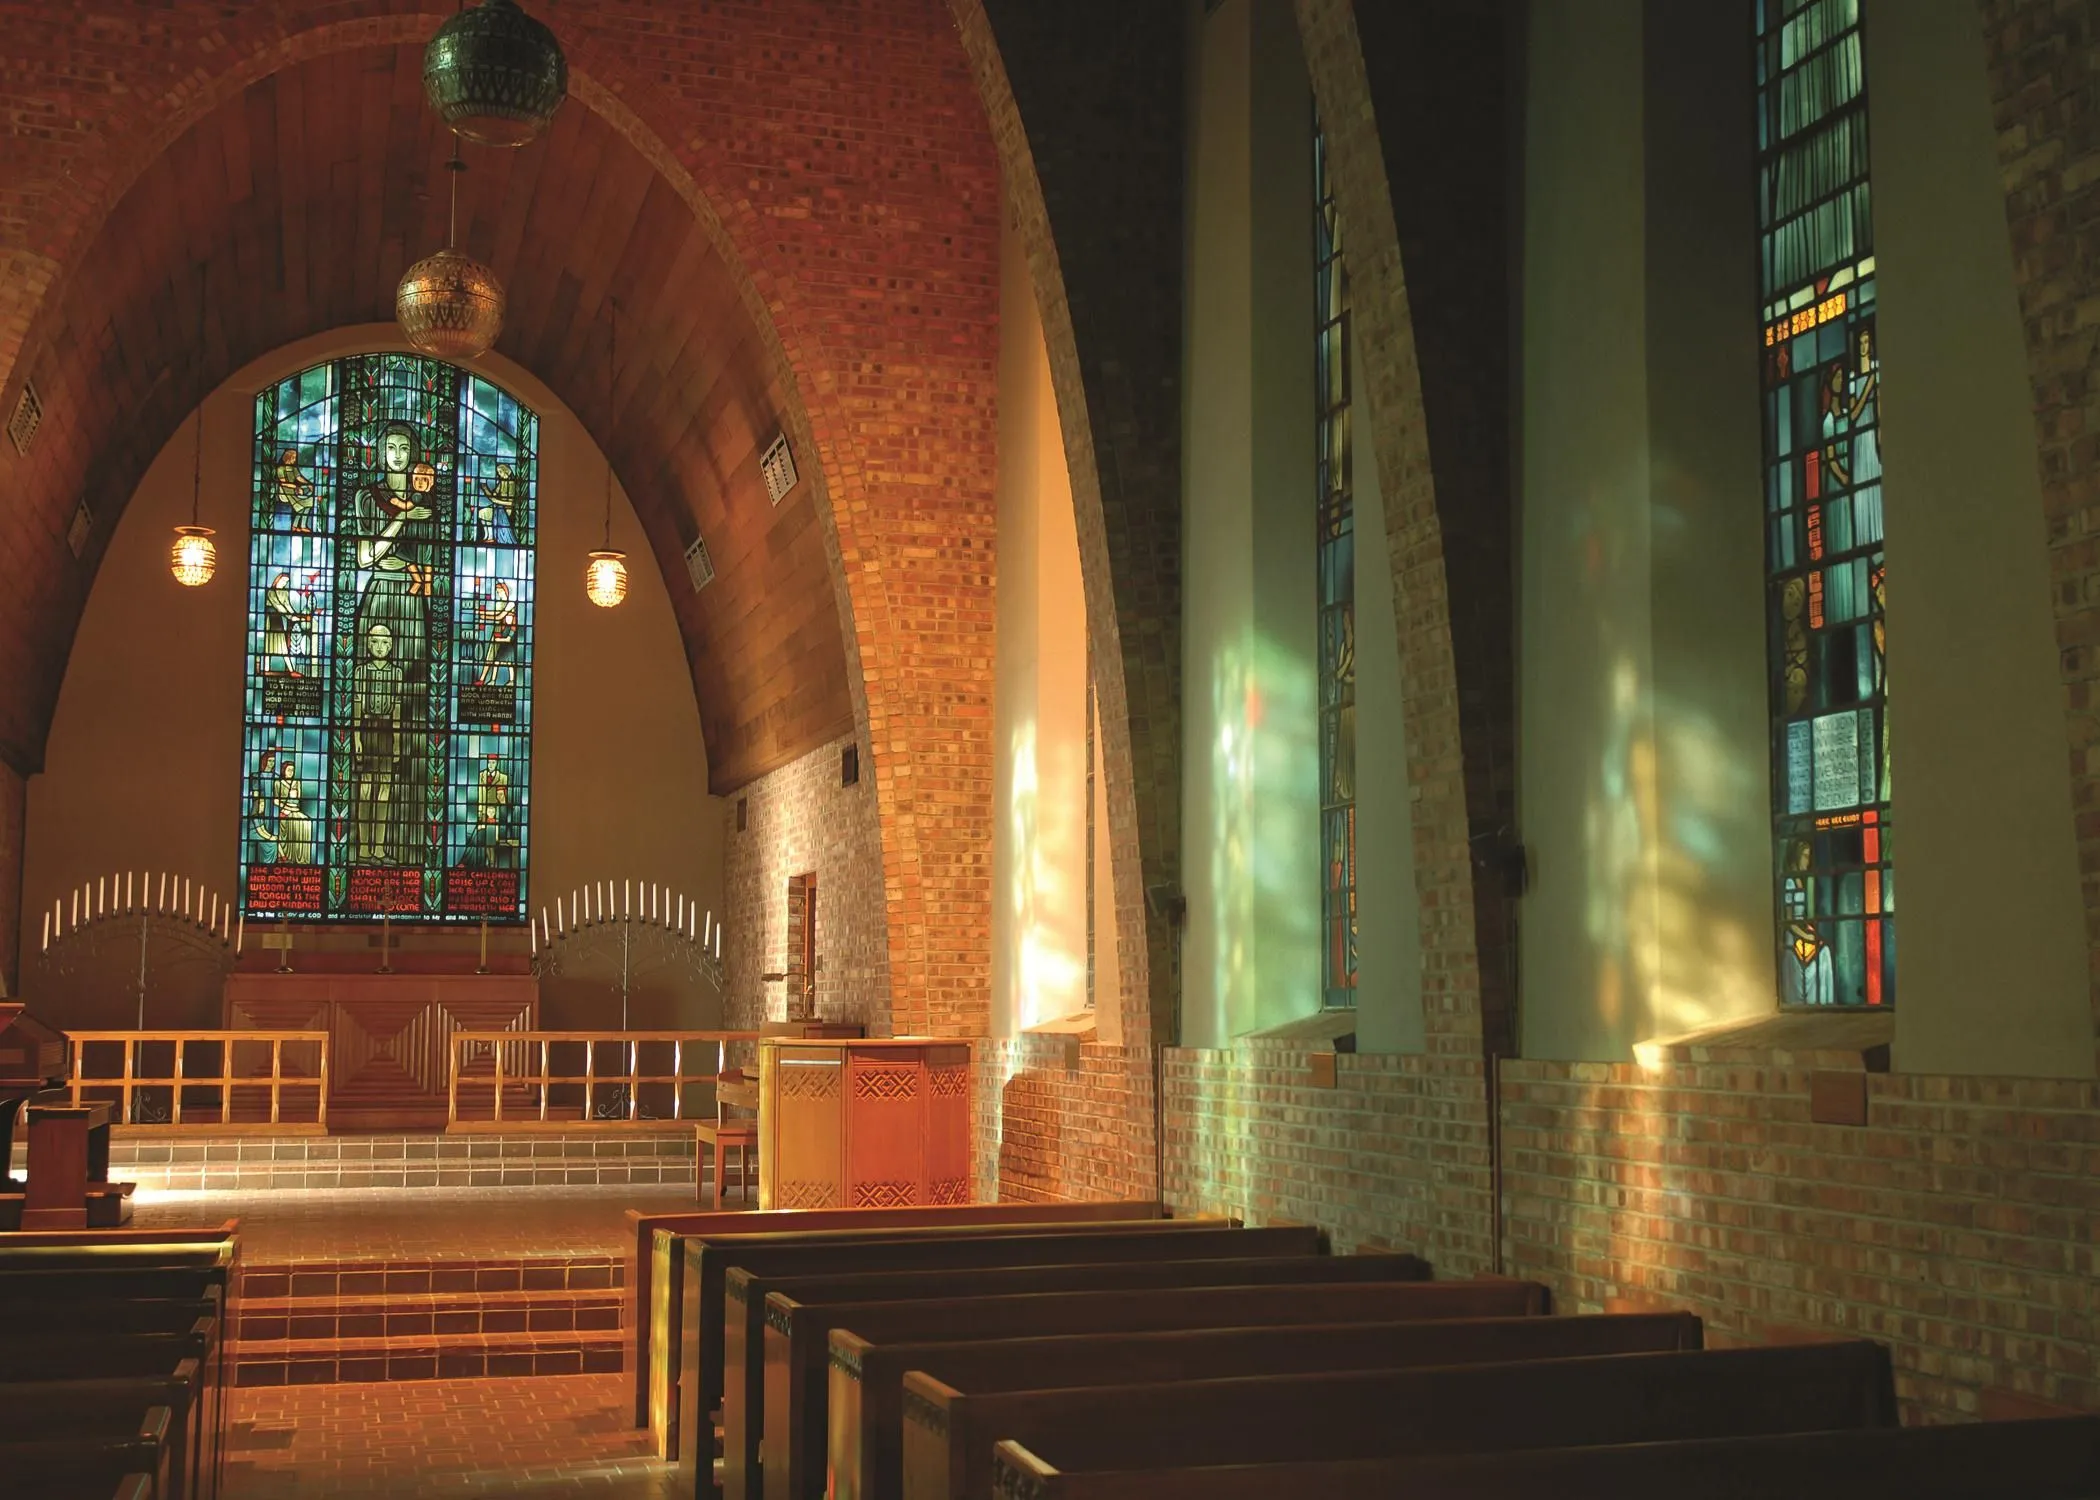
531 880 724 1120
31 871 240 1123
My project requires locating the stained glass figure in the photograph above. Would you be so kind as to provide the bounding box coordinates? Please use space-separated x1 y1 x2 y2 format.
1315 123 1358 1009
241 354 538 923
1756 0 1892 1006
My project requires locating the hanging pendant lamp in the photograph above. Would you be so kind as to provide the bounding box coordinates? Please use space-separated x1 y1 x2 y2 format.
424 0 568 148
171 265 216 587
587 299 629 609
397 142 506 360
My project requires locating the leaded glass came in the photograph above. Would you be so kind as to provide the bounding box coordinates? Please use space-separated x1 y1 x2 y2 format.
1315 124 1357 1009
241 354 538 923
1757 0 1892 1006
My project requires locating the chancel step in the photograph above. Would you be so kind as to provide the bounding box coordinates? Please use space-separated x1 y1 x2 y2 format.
231 1253 625 1386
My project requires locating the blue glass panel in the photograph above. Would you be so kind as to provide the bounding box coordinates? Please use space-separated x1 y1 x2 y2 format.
241 355 538 923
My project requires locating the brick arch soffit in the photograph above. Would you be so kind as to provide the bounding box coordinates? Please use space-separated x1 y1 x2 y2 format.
945 0 1159 1049
1291 0 1486 1055
0 9 924 1011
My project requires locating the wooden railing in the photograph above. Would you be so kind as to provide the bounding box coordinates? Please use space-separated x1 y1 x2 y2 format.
66 1030 329 1132
446 1030 761 1130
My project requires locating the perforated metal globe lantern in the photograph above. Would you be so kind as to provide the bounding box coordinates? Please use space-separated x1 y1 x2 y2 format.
586 550 629 609
170 525 217 587
395 247 507 360
423 0 568 148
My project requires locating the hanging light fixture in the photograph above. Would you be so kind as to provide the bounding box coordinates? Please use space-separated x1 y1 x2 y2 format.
586 298 629 609
424 0 568 148
396 140 506 359
171 264 216 587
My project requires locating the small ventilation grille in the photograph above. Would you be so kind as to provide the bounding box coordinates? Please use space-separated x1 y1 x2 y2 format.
841 743 859 787
7 380 42 456
760 433 798 506
67 500 93 559
684 534 716 593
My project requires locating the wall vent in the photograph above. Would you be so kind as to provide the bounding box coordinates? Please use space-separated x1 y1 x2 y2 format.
67 500 92 559
841 743 859 787
684 533 716 593
736 797 749 833
760 433 798 506
7 379 42 456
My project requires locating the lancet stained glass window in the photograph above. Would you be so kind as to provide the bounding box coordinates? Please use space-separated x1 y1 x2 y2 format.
240 354 538 923
1315 123 1358 1009
1756 0 1893 1006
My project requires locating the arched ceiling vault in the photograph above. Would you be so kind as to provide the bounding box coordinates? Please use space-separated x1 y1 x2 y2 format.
2 42 852 789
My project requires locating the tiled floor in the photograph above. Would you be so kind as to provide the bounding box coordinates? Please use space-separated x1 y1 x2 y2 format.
227 1374 678 1497
133 1183 698 1260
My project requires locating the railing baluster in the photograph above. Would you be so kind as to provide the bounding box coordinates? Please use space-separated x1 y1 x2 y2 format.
494 1034 506 1124
448 1036 460 1130
673 1039 683 1121
170 1038 183 1126
539 1038 549 1122
270 1038 282 1126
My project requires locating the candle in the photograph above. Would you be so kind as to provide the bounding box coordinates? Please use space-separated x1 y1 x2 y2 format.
703 911 712 948
159 871 167 911
624 879 631 920
210 893 218 931
530 918 537 955
714 924 721 958
126 871 134 911
42 911 49 951
71 888 78 928
236 913 244 954
98 875 106 917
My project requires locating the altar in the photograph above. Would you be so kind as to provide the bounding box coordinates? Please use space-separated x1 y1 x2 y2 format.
756 1037 972 1208
225 956 537 1130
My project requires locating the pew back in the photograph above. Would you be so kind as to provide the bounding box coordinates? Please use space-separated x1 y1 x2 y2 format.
763 1279 1546 1500
828 1311 1703 1500
626 1200 1166 1426
665 1218 1254 1462
901 1341 1896 1500
0 1409 170 1500
988 1413 2100 1500
736 1252 1426 1500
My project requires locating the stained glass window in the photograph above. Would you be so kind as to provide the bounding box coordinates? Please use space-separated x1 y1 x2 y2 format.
1756 0 1892 1006
1315 123 1358 1009
240 354 538 923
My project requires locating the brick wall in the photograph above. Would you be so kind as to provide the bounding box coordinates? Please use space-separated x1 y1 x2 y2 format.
975 1036 1158 1203
1502 1049 2100 1422
722 733 891 1038
1982 0 2100 1066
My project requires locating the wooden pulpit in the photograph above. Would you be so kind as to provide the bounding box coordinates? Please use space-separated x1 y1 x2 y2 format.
755 1038 972 1209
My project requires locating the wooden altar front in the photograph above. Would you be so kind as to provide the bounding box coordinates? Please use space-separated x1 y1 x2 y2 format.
755 1037 972 1209
226 958 536 1130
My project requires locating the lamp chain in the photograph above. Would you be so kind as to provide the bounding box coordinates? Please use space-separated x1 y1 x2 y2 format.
190 263 207 527
603 298 617 549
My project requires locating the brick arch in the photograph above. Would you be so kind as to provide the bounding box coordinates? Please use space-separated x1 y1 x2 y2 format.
1291 0 1508 1270
0 2 1001 1035
946 0 1183 1057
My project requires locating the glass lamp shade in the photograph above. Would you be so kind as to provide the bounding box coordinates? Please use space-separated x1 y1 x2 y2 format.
585 550 629 608
396 248 507 360
170 525 217 587
423 0 568 148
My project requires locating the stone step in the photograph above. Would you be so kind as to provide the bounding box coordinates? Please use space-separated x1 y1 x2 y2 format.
234 1286 622 1343
15 1128 708 1192
233 1326 626 1385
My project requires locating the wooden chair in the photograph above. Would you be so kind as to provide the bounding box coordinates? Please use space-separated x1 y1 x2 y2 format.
695 1068 759 1209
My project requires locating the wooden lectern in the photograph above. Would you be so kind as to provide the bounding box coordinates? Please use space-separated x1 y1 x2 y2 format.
755 1038 972 1209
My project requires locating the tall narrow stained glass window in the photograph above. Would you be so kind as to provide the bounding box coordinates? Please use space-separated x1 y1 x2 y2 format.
1756 0 1893 1006
1315 123 1358 1009
240 354 539 923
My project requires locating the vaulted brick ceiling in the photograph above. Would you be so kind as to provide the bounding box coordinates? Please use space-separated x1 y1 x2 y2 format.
2 41 852 791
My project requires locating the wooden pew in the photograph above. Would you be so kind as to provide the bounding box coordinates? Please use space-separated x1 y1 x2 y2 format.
900 1340 1896 1500
987 1412 2100 1500
729 1248 1426 1500
829 1311 1702 1500
766 1278 1546 1500
0 1369 205 1500
0 1322 224 1500
0 1408 172 1500
662 1218 1242 1465
627 1201 1167 1427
